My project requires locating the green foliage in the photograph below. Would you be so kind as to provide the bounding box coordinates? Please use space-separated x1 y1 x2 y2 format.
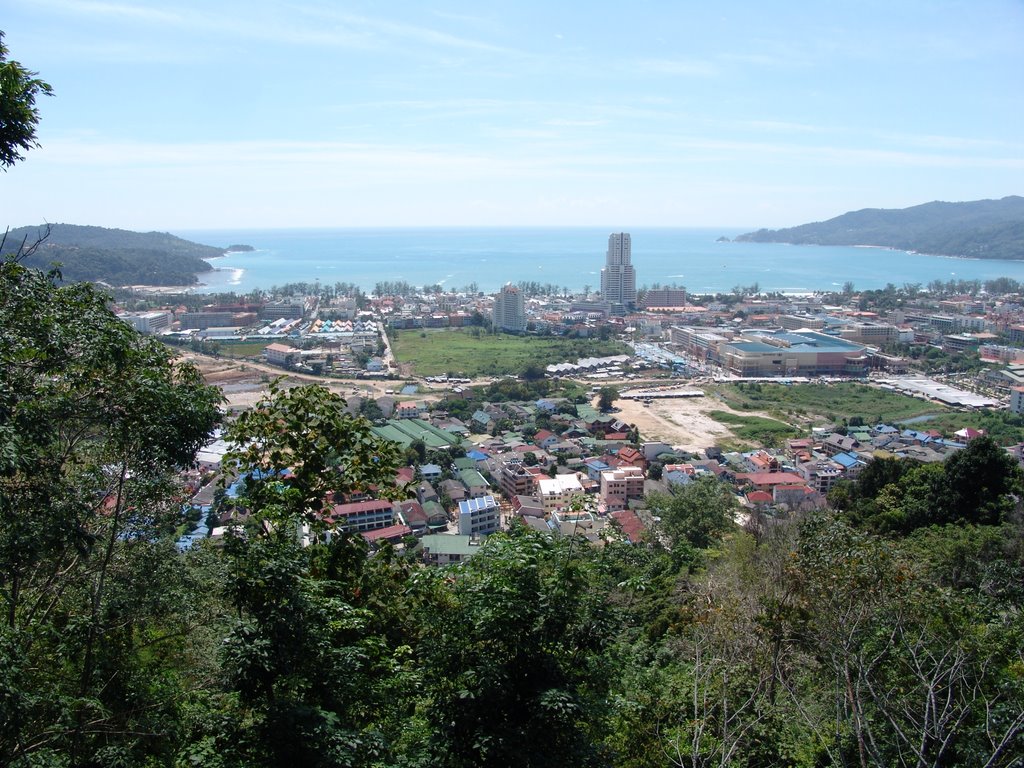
224 382 403 530
648 475 738 564
0 257 222 765
411 529 617 767
719 381 941 426
0 32 52 169
707 409 799 444
837 436 1022 534
9 224 224 286
597 386 618 413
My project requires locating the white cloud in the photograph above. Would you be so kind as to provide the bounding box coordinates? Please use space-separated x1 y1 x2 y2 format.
631 58 718 77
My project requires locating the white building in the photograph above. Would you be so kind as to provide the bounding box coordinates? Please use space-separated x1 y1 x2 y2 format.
600 232 637 315
492 283 526 332
537 473 585 512
118 311 173 335
457 495 501 536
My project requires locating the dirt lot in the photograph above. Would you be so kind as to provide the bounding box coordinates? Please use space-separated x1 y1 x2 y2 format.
176 351 442 412
614 396 741 452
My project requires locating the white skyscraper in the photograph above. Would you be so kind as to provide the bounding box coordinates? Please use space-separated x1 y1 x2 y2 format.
492 283 526 332
600 232 636 314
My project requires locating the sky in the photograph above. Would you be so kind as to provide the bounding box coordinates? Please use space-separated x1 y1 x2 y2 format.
1 0 1022 230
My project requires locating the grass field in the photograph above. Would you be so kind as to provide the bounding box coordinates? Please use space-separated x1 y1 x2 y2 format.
911 410 1024 445
215 341 273 359
708 410 801 448
716 382 944 427
391 328 629 377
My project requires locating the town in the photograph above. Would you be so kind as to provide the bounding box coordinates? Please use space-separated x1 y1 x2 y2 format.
114 234 1024 560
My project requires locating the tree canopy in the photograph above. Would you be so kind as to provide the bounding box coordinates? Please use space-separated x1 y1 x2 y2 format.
0 32 52 169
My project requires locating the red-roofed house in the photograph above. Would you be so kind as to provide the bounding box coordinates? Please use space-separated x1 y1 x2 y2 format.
617 446 647 470
610 509 646 543
361 524 412 545
745 490 774 507
534 429 559 449
954 427 986 442
734 472 805 492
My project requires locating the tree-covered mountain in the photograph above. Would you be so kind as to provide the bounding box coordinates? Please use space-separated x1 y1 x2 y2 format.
2 223 228 285
736 196 1024 260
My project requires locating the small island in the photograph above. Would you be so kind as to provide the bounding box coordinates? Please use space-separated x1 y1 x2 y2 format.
225 244 255 252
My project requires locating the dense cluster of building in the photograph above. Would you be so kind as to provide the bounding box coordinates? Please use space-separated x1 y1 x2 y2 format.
179 375 1011 565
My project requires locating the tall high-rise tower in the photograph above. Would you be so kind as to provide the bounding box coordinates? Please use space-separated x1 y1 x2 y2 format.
600 232 636 315
492 283 526 332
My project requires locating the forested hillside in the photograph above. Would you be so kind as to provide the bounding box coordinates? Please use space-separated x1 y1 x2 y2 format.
4 223 223 285
737 196 1024 259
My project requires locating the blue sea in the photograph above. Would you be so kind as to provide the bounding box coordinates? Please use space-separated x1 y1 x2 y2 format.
173 227 1024 296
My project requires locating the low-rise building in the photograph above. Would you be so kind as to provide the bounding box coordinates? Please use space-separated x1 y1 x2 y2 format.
457 495 501 536
537 473 585 511
421 534 482 565
118 310 173 334
600 466 645 502
327 499 395 532
264 342 300 367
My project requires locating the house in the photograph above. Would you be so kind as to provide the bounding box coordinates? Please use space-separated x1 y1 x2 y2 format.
440 478 467 504
616 446 646 470
395 401 426 419
396 501 429 535
421 500 449 529
534 429 559 450
511 495 546 519
822 433 860 457
499 463 537 499
745 490 774 508
734 472 805 492
609 509 646 543
832 451 867 478
264 343 299 367
362 524 412 546
458 468 490 498
415 481 439 505
419 463 443 482
773 483 821 509
798 460 843 494
583 458 611 481
421 534 482 565
743 450 780 474
954 427 986 442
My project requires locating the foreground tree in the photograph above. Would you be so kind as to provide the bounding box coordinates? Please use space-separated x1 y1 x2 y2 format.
0 31 52 169
411 527 618 767
0 258 222 765
195 383 413 767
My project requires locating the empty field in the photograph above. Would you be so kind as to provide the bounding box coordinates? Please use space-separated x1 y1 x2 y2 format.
390 329 628 377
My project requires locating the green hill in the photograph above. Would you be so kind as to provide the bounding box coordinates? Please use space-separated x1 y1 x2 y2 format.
736 196 1024 260
2 223 228 286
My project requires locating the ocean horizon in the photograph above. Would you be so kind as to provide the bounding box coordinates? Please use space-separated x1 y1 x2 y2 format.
173 227 1024 296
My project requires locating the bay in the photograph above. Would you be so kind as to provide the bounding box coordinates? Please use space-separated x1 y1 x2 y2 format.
174 227 1024 296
